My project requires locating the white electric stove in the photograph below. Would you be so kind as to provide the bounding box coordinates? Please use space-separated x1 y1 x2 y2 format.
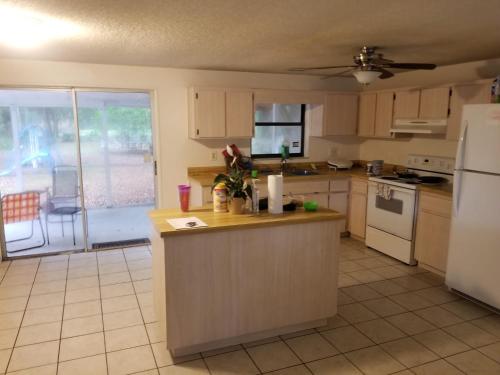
365 154 454 265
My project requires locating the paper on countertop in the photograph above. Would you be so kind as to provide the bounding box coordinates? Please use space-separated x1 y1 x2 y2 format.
166 216 208 230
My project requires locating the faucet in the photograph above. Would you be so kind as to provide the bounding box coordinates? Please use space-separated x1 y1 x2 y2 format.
280 156 288 174
280 144 290 174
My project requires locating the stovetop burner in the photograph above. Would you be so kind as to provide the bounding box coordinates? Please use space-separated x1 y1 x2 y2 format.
373 175 448 186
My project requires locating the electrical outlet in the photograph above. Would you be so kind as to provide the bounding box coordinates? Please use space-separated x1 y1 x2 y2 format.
210 151 218 161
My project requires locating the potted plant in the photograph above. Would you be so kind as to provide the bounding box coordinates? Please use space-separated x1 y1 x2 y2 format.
212 167 252 214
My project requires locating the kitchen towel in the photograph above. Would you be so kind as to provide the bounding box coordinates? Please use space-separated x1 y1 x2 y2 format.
268 174 283 214
376 183 393 200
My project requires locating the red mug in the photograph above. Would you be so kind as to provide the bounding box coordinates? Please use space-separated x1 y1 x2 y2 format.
178 185 191 212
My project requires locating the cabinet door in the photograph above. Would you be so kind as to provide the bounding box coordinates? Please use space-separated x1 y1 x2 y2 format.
357 93 376 137
419 87 451 119
393 90 420 119
226 90 254 138
324 93 359 136
447 83 491 141
192 88 226 138
415 210 451 273
374 92 394 138
349 192 367 238
329 192 348 232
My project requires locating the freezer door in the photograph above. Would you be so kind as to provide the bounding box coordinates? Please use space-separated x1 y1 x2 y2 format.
458 104 500 174
446 170 500 309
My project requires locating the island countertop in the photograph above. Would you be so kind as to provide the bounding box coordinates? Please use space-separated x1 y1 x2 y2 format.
149 207 345 238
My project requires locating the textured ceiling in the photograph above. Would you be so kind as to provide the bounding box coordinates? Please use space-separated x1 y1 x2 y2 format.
2 0 500 75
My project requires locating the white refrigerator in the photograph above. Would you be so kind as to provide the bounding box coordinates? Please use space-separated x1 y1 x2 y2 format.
446 104 500 309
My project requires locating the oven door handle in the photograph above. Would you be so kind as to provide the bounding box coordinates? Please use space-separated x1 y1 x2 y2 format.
368 182 415 195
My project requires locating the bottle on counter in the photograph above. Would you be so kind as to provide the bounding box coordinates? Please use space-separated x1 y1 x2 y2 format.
213 182 228 212
251 179 260 214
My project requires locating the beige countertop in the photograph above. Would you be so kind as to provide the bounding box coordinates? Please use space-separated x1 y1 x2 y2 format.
149 207 344 238
188 167 369 187
188 167 453 197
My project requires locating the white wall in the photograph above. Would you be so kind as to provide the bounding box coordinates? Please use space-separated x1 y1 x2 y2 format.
359 136 458 165
1 56 497 211
0 58 357 207
357 58 500 164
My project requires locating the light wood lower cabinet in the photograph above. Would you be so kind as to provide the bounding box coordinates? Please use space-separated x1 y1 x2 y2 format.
414 192 452 274
329 192 348 232
348 179 368 239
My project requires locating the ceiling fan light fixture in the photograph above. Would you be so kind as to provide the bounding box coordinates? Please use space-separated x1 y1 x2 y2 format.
352 69 382 85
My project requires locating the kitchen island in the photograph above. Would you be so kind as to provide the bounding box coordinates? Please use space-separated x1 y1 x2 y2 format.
149 207 344 356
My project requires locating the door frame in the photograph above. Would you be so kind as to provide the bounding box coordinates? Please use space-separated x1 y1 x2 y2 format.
0 86 159 260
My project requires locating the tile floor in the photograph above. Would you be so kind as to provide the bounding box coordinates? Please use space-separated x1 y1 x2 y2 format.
0 238 499 374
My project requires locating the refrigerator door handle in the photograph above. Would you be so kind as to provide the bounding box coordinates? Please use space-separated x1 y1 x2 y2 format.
453 170 462 217
455 121 468 170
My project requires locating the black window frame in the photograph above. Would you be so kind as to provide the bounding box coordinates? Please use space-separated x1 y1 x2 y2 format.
251 104 306 159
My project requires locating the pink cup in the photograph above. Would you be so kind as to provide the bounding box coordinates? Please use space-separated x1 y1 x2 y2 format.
178 185 191 212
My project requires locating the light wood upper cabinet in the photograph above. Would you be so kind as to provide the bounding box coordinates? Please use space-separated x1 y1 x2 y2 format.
414 192 452 274
357 93 377 137
190 88 226 138
226 90 254 138
393 90 420 119
447 83 491 141
419 87 451 119
189 87 254 139
324 93 359 136
374 91 394 138
348 179 368 239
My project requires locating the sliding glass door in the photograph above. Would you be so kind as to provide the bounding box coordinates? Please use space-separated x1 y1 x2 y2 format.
0 88 155 258
0 89 84 256
76 91 155 250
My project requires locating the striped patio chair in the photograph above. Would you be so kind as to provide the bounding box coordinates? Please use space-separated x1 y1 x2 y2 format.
1 191 46 252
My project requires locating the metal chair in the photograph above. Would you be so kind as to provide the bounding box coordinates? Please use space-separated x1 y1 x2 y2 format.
45 165 81 246
1 191 46 253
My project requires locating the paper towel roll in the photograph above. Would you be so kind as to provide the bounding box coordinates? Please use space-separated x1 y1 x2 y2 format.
268 174 283 214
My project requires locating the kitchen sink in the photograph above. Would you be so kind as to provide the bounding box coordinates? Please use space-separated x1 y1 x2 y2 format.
286 169 319 176
256 168 319 176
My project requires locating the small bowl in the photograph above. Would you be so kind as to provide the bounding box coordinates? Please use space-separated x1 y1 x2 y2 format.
303 200 318 212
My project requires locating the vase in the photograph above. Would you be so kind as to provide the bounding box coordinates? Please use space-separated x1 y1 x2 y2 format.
230 197 246 214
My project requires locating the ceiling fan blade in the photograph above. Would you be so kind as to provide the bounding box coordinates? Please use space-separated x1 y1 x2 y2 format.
371 57 394 64
383 63 436 70
377 68 394 79
289 65 357 72
320 68 357 80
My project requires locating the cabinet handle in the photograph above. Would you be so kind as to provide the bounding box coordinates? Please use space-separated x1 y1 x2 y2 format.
196 129 200 136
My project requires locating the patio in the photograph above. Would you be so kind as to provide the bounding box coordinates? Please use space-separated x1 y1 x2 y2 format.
0 89 155 258
3 205 154 257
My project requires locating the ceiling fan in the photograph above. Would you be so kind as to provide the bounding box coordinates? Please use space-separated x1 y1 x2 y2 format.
290 46 437 85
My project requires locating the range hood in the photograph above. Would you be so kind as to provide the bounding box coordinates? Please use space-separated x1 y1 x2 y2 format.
390 119 447 134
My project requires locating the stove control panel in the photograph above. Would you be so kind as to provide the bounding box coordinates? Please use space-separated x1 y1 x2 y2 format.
406 154 455 175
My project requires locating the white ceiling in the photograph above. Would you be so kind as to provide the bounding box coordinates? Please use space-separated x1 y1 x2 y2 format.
2 0 500 75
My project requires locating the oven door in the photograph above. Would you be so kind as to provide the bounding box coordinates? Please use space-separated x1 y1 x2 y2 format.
366 182 416 240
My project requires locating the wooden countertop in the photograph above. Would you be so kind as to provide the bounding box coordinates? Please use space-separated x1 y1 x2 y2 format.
417 184 453 198
188 168 369 187
149 207 345 238
188 167 452 197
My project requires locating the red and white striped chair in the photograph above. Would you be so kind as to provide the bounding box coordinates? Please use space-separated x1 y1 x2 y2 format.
1 191 46 252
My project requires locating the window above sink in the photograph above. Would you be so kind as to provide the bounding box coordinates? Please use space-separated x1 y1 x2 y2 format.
251 103 305 159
